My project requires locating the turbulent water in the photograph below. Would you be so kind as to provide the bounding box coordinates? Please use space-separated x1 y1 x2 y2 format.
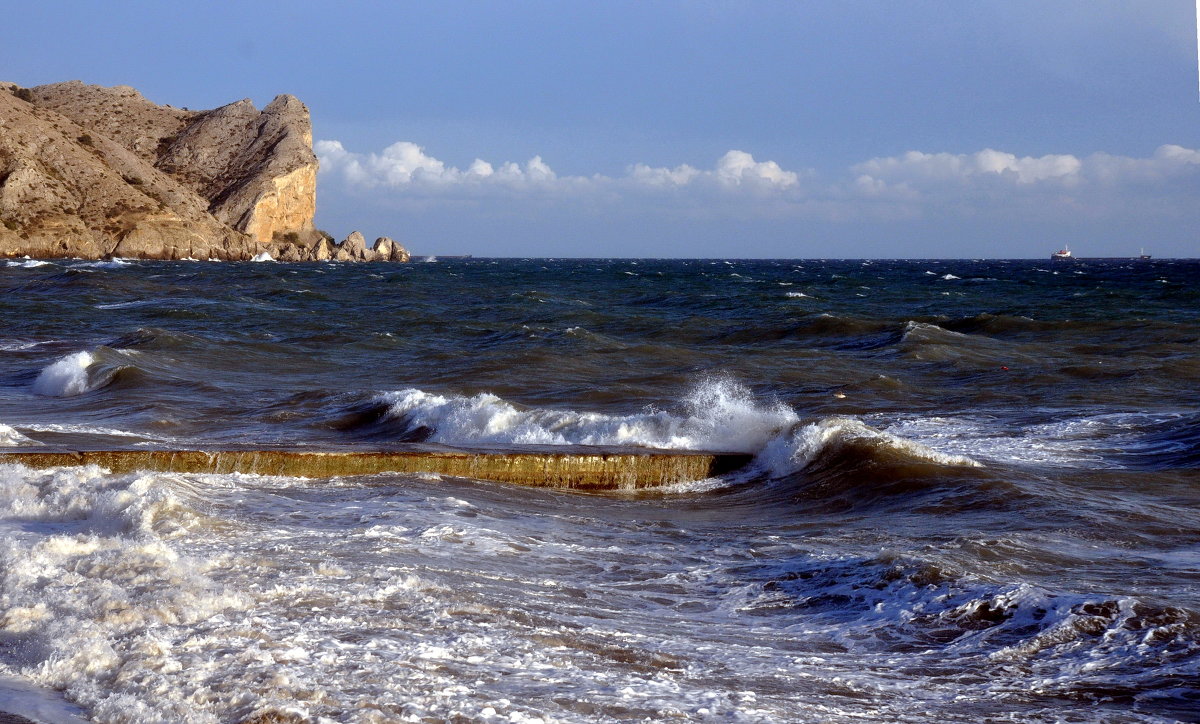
0 257 1197 723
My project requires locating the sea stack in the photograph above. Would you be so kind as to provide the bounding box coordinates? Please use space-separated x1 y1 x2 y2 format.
0 80 408 262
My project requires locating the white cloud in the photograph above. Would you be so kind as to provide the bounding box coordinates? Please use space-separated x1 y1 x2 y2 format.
852 148 1084 188
317 141 804 198
316 139 1200 221
850 144 1200 197
315 140 555 189
713 150 799 187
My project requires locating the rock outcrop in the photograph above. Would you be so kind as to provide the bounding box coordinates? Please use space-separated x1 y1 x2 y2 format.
0 80 409 261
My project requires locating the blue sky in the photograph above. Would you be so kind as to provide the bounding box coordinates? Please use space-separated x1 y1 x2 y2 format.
5 1 1200 257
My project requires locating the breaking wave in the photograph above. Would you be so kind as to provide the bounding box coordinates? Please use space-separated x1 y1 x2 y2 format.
30 351 107 397
29 349 145 398
369 379 980 482
378 378 798 454
0 424 37 447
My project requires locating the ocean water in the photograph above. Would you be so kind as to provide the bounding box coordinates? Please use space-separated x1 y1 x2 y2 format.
0 257 1197 723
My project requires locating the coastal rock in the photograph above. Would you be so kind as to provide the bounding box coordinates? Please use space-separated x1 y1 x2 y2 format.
372 236 394 261
0 82 304 261
309 237 333 261
0 83 249 260
276 243 303 262
390 239 412 262
0 80 411 263
339 231 367 261
31 82 319 246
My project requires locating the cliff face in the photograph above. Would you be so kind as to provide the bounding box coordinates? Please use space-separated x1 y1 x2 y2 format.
0 80 332 260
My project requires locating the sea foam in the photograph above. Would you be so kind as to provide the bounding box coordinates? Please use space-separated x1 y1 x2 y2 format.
379 379 979 478
379 378 798 453
31 352 99 397
0 424 37 446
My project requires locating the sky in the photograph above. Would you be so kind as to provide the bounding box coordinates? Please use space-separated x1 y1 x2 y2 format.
4 0 1200 258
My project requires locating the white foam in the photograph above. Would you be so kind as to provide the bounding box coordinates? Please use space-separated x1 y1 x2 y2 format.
0 465 249 719
0 424 38 447
72 259 130 269
379 378 798 453
940 273 960 280
250 252 275 262
0 340 48 351
31 351 99 397
879 412 1178 469
757 417 980 478
16 422 171 443
4 259 51 268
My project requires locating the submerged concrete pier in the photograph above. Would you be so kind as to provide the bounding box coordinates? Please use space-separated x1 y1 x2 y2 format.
0 448 753 491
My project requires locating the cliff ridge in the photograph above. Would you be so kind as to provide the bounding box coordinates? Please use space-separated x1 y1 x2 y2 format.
0 81 403 262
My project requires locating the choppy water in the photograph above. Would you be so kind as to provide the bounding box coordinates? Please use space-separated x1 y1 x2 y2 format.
0 257 1198 723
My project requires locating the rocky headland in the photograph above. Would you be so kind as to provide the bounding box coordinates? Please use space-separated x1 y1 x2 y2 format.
0 80 407 262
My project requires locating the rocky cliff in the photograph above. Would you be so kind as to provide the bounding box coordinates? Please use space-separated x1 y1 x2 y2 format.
0 80 406 262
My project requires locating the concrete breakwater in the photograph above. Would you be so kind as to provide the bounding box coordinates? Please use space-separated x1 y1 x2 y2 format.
0 448 754 491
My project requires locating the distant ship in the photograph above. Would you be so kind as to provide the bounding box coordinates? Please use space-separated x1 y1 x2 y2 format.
1050 245 1072 260
1139 247 1152 260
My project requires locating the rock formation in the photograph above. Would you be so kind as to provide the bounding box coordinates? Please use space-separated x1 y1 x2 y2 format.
0 80 409 262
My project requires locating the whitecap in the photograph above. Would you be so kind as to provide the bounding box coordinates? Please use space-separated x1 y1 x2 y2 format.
0 340 47 351
73 258 130 269
757 416 980 478
31 351 99 397
378 378 798 454
0 424 38 446
250 252 275 262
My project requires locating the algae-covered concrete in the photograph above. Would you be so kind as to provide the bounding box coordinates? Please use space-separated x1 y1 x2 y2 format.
0 449 753 491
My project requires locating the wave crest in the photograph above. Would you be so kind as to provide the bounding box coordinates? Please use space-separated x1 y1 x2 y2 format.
0 424 38 446
370 380 981 488
378 378 798 453
31 351 103 397
759 416 980 478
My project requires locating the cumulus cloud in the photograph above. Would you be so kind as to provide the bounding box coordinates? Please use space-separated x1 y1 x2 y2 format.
317 141 803 198
850 144 1200 195
852 148 1083 188
315 140 557 189
316 139 1200 221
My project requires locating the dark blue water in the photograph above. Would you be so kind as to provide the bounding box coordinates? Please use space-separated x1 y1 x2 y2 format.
1 257 1198 723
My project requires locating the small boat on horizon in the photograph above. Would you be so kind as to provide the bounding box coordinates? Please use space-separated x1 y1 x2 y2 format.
1051 245 1072 260
1139 247 1152 260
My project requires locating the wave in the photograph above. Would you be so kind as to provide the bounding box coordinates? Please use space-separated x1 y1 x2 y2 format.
29 348 149 398
70 258 132 269
882 411 1200 471
745 550 1200 714
0 424 38 446
4 259 52 268
359 379 982 490
758 416 979 478
377 378 798 454
31 351 109 397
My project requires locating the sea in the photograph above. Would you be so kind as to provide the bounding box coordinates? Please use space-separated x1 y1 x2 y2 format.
0 256 1197 723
